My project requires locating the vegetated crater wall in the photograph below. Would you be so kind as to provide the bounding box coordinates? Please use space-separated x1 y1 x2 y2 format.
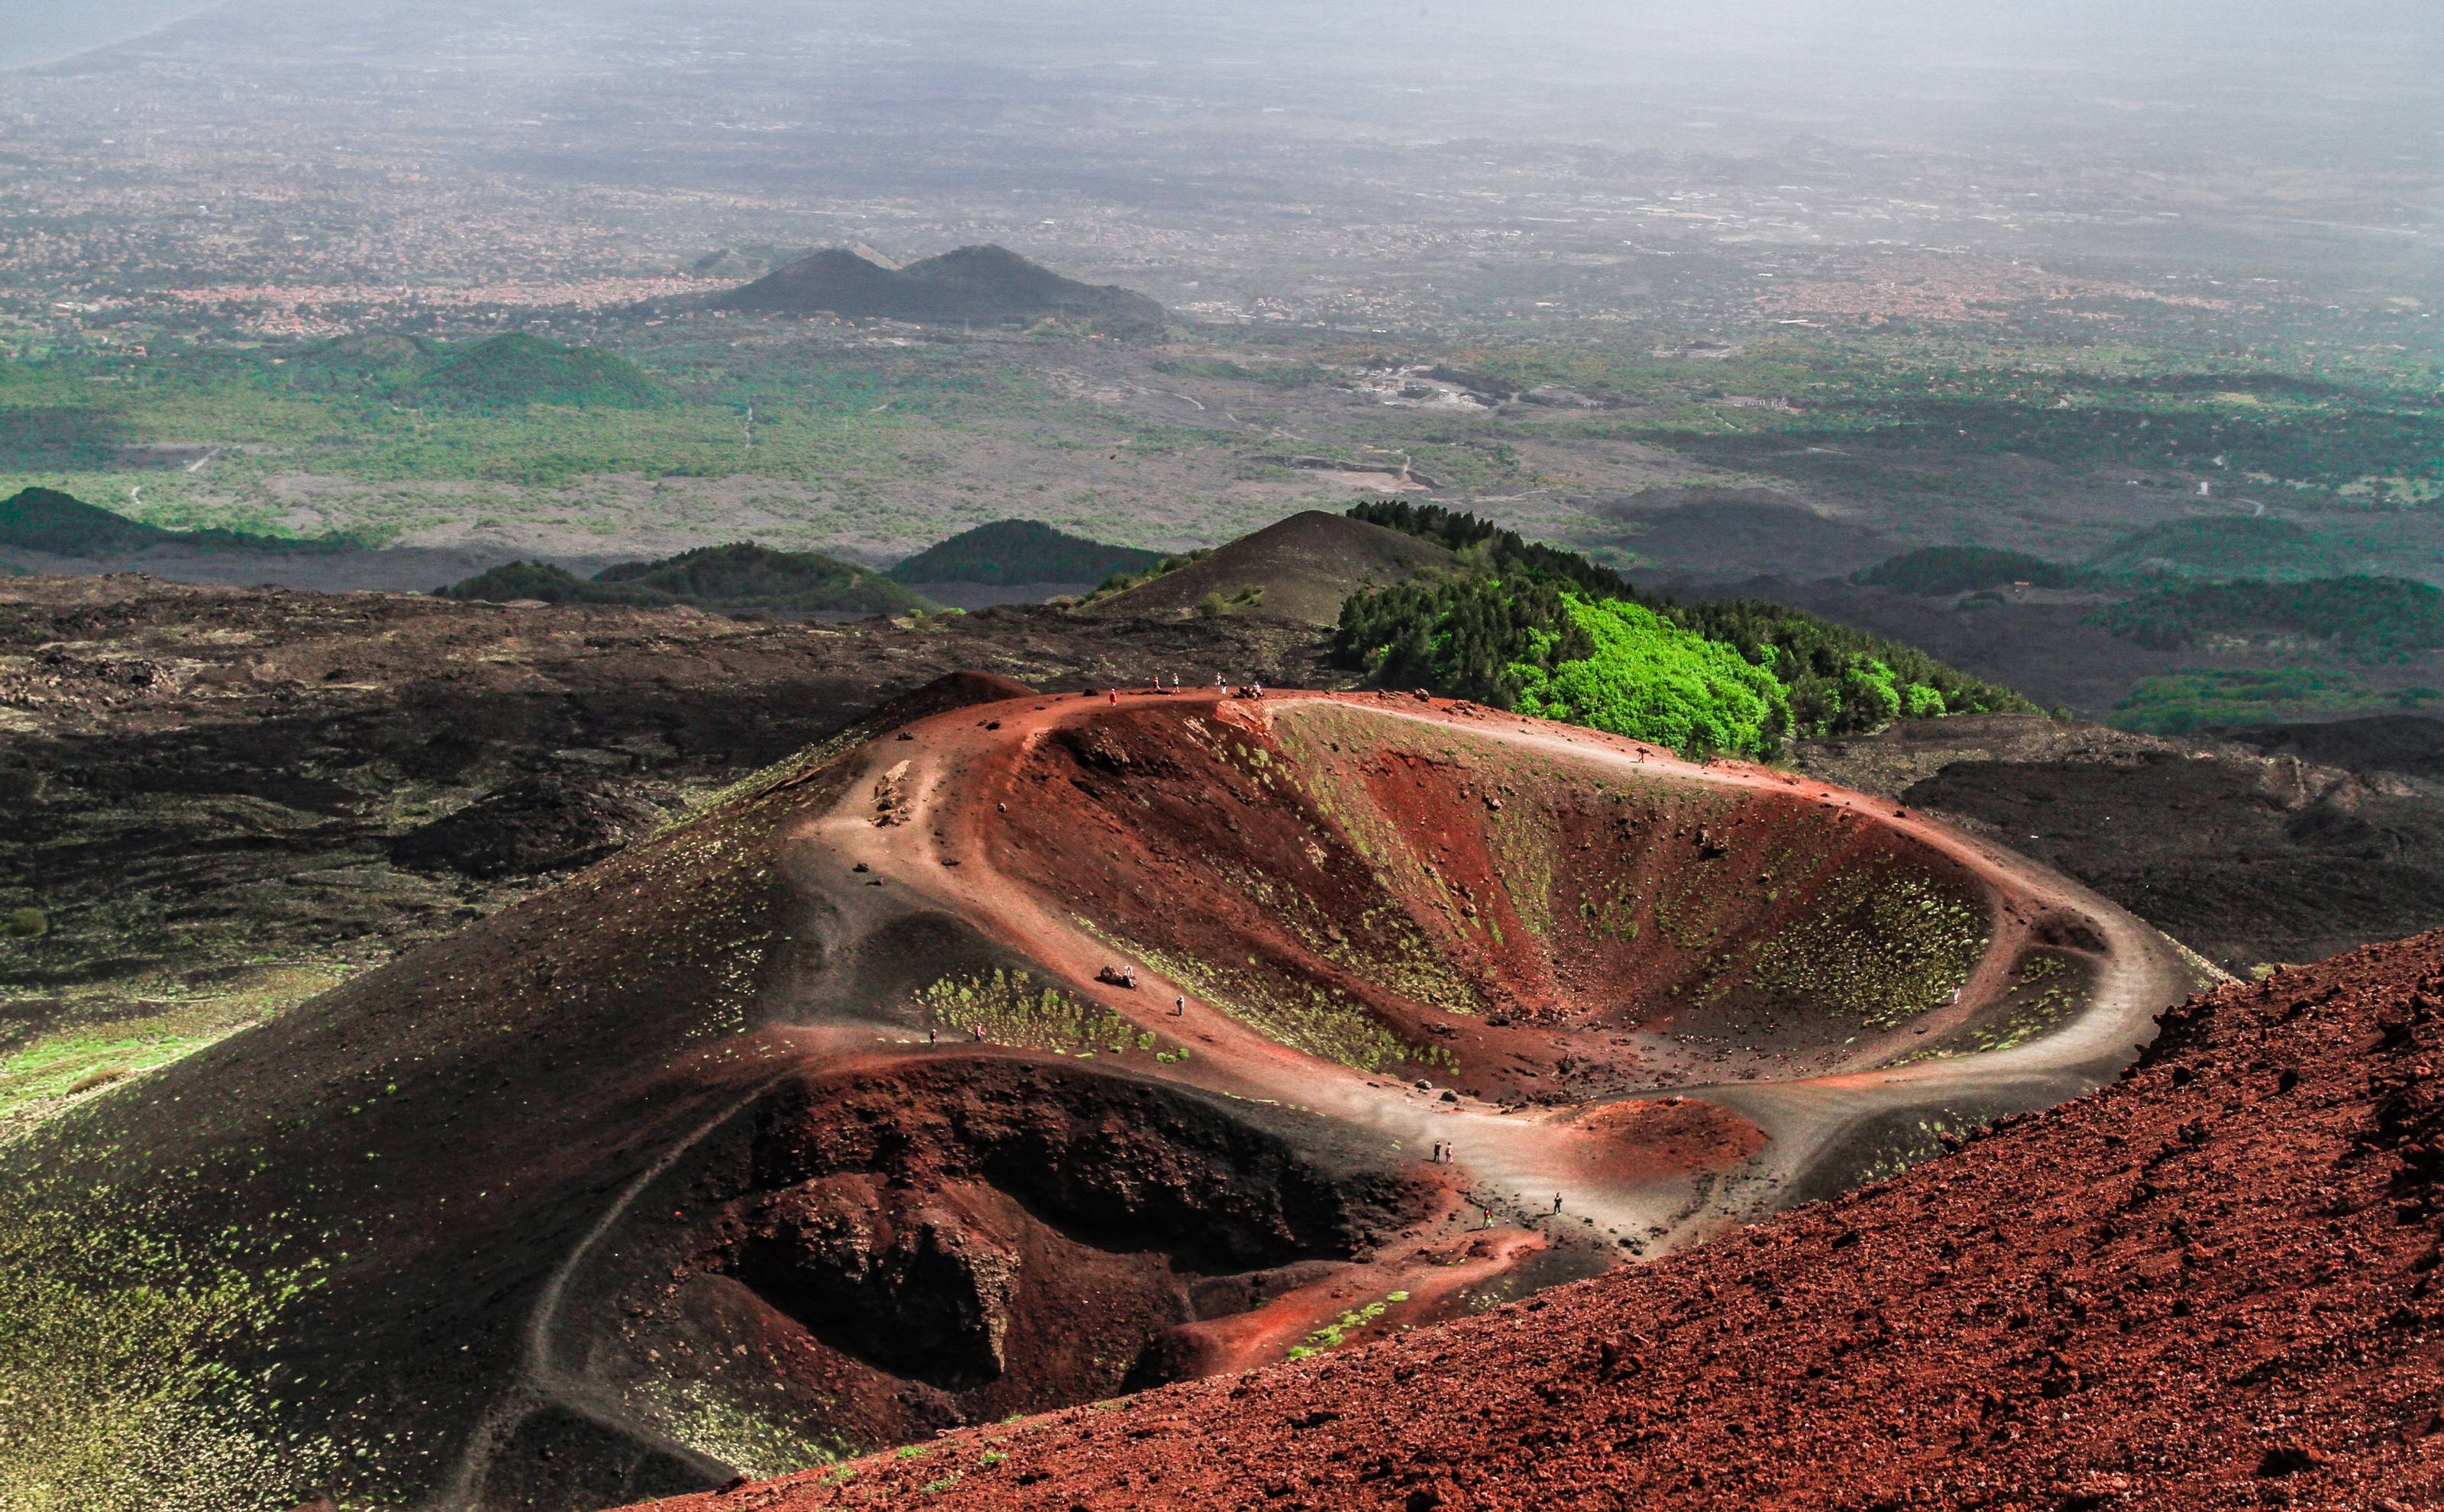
993 700 2054 1100
558 1057 1431 1470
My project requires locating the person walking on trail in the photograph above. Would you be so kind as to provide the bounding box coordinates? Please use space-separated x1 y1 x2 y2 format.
1123 964 1137 989
1553 1192 1563 1214
1482 1206 1493 1229
928 1026 938 1048
1173 993 1186 1016
1108 689 1118 705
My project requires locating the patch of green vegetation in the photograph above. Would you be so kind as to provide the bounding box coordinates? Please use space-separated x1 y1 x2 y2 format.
638 1380 847 1482
1856 545 2091 595
1075 548 1214 606
1741 868 1987 1029
916 968 1165 1057
0 1180 340 1510
2091 574 2444 660
5 908 44 939
1337 506 2029 751
2106 667 2444 734
888 518 1165 584
1513 594 1787 758
1075 923 1453 1077
413 332 665 410
1195 582 1266 619
1285 1291 1409 1360
1347 499 1625 595
0 965 348 1132
1851 1110 1987 1186
0 336 984 547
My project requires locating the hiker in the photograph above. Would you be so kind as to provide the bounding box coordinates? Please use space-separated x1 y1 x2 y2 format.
928 1026 938 1048
1123 964 1137 989
1251 679 1264 697
1482 1206 1493 1229
970 1025 983 1042
1214 673 1225 690
1429 1141 1441 1163
1108 689 1118 705
1553 1192 1563 1214
1174 993 1186 1016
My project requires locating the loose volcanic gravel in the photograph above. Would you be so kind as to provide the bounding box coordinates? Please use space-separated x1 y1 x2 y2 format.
639 929 2444 1511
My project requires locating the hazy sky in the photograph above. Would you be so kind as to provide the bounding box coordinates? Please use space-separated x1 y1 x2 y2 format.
0 0 222 69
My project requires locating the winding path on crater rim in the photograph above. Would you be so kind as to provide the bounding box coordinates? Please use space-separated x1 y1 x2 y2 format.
820 687 2206 1254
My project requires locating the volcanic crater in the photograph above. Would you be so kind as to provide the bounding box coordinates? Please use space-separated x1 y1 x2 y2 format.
0 677 2207 1510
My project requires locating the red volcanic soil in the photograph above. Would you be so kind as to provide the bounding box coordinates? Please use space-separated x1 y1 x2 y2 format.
640 929 2444 1512
975 692 2146 1102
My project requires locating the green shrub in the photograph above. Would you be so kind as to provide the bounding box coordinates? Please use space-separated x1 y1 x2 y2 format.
1340 503 2030 746
887 519 1164 584
5 908 45 939
1511 596 1786 758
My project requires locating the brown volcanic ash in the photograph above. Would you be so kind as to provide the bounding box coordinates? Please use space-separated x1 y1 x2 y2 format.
642 929 2444 1511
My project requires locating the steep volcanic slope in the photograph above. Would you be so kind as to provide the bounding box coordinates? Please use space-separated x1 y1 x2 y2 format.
645 929 2444 1512
0 682 2198 1512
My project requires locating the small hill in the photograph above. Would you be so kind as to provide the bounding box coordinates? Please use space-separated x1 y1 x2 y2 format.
0 486 340 558
888 519 1165 586
441 543 929 615
279 331 435 395
434 561 667 607
2088 514 2339 580
596 542 929 615
714 244 1167 333
413 333 664 409
1075 510 1458 625
1857 544 2088 595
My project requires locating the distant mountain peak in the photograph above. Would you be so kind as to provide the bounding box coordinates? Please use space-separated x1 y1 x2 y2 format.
714 244 1165 331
